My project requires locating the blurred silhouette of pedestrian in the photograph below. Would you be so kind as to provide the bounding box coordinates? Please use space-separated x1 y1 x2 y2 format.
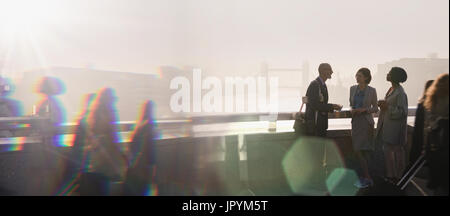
407 80 433 168
79 88 127 196
124 100 158 196
34 76 66 123
30 77 66 195
423 73 449 195
59 93 96 195
0 76 23 138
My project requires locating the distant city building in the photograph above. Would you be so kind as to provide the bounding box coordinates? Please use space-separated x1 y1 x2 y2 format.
13 66 191 121
375 57 449 105
259 61 310 112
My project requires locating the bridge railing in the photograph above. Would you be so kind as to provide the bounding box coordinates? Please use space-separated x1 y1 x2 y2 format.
0 107 417 147
0 108 417 195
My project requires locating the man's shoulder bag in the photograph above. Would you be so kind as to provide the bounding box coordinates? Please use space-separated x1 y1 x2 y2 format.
293 97 317 136
293 81 322 136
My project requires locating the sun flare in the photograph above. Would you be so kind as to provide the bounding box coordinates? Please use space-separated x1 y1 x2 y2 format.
0 0 67 78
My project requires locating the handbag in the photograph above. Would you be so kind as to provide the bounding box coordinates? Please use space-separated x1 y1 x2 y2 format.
293 101 307 135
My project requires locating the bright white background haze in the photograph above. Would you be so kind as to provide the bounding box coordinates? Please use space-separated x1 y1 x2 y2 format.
1 0 448 77
0 0 448 119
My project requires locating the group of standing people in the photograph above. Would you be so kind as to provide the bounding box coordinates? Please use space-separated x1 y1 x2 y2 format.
351 66 408 188
302 63 448 194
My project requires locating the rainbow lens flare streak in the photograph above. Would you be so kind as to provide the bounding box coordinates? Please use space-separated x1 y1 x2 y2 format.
5 137 26 151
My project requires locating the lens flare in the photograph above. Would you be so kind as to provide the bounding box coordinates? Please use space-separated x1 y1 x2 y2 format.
5 137 26 151
326 168 359 196
282 136 347 196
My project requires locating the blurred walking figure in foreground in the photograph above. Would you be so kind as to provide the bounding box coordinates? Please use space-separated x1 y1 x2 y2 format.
408 80 433 170
59 93 96 194
375 67 408 183
30 77 66 195
124 100 158 196
34 76 66 128
79 88 127 195
423 73 449 195
349 68 378 188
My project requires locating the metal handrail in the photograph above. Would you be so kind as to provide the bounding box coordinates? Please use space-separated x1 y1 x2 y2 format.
0 107 417 130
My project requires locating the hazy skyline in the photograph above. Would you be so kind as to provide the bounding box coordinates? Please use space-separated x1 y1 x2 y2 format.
1 0 449 84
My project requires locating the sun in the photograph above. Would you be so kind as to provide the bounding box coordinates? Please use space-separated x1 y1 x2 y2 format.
0 0 67 79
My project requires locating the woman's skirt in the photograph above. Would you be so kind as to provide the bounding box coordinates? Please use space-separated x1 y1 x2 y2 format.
351 115 374 151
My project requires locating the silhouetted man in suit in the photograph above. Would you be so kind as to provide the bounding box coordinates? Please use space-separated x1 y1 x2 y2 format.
305 63 342 137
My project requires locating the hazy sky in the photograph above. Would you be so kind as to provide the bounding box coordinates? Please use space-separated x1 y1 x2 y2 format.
1 0 448 82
